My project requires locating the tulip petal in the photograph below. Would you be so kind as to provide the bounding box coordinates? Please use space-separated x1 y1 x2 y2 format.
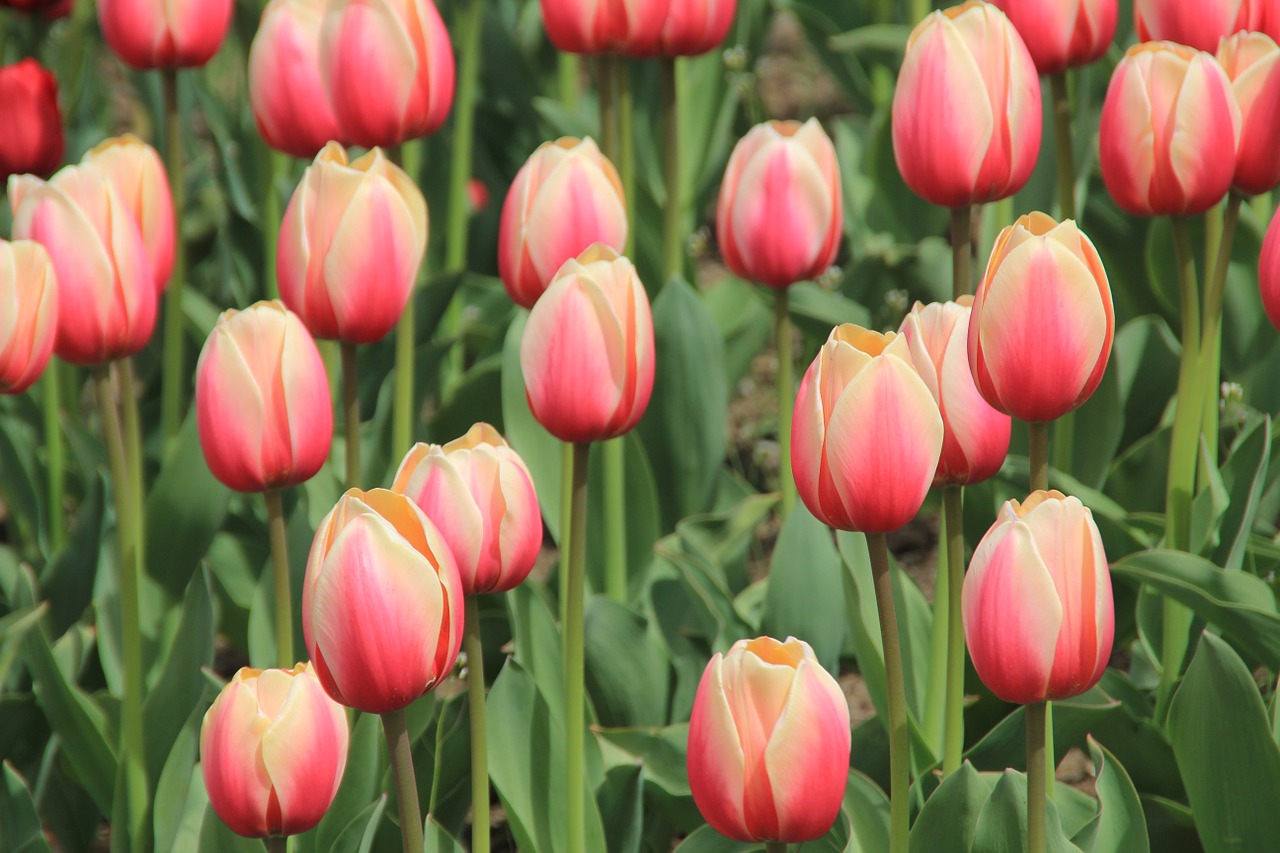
687 658 752 842
261 673 348 835
201 681 273 838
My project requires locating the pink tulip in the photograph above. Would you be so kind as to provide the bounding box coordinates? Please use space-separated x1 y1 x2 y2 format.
892 2 1042 208
716 119 842 290
0 240 58 395
249 0 344 159
393 423 543 595
1134 0 1244 52
969 213 1113 423
302 488 465 714
1217 32 1280 196
519 245 655 443
1099 42 1240 216
1260 206 1280 330
660 0 737 57
792 325 943 534
540 0 673 57
498 137 628 308
195 301 333 493
321 0 455 148
990 0 1117 75
0 60 63 182
97 0 234 69
899 298 1011 487
687 636 850 843
81 135 175 294
201 663 349 838
278 142 427 344
1240 0 1280 40
8 164 155 366
962 491 1114 704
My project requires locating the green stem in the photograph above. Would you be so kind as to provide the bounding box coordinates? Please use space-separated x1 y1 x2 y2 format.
116 360 145 561
42 363 65 551
445 0 482 271
1198 193 1242 481
1027 701 1048 853
868 533 909 853
464 598 490 853
565 442 591 853
765 842 789 853
1028 421 1049 492
603 438 627 602
923 511 948 756
617 59 635 255
559 52 579 111
427 692 448 816
776 289 795 516
1050 74 1076 222
341 343 360 489
160 68 186 444
559 440 574 627
910 0 930 23
264 836 287 853
661 58 682 284
389 144 416 455
951 206 971 300
382 708 425 853
265 491 292 668
597 57 617 163
263 148 285 300
942 485 965 776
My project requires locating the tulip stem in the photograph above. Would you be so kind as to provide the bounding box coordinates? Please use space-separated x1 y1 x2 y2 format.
389 145 416 457
597 57 617 169
382 708 425 853
775 289 796 516
942 485 965 777
42 364 65 551
263 148 285 300
765 842 788 853
116 359 146 562
464 598 490 853
868 532 909 853
341 343 361 489
661 58 682 284
1199 192 1242 481
160 67 186 445
559 441 574 627
1050 74 1076 223
264 837 287 853
265 491 292 668
445 0 482 273
565 442 591 853
603 438 627 602
559 53 579 111
1028 421 1049 492
950 205 971 300
617 61 636 255
1027 701 1048 853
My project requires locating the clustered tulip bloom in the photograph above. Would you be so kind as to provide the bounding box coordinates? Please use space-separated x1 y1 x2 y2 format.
991 0 1117 76
499 137 628 308
520 245 655 443
1099 42 1240 217
892 2 1042 208
660 0 737 56
249 0 343 159
687 636 850 843
969 213 1114 424
0 60 64 182
98 0 234 69
792 325 943 534
302 489 465 714
393 423 543 595
1134 0 1249 53
540 0 672 57
0 240 58 395
81 135 175 293
201 663 349 839
1218 32 1280 196
195 301 333 494
278 142 428 344
1260 207 1280 330
0 0 72 18
963 491 1115 704
899 298 1011 487
715 119 842 289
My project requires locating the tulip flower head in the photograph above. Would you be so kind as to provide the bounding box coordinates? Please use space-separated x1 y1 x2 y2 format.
716 119 842 290
393 423 543 595
687 636 850 843
1259 206 1280 330
792 325 943 534
1240 0 1280 41
201 663 349 838
1217 32 1280 196
98 0 234 69
0 240 58 395
0 59 64 182
540 0 673 57
1134 0 1245 53
892 2 1042 207
962 491 1114 704
660 0 737 57
81 135 175 293
990 0 1117 75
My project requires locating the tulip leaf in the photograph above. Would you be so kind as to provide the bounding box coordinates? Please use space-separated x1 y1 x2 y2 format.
702 277 774 388
584 596 670 727
246 496 310 668
1209 415 1272 572
671 826 759 852
1113 316 1182 451
501 313 564 543
585 435 661 597
38 475 103 637
969 770 1083 853
843 770 891 853
1084 737 1151 853
596 724 700 829
308 712 382 853
197 802 261 852
0 761 52 853
762 503 846 673
1167 632 1280 853
1139 794 1203 853
152 700 209 853
423 816 466 853
327 794 387 853
597 763 644 853
909 762 993 853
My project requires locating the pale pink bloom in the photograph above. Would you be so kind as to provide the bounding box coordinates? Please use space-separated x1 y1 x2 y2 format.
660 0 737 57
97 0 234 69
540 0 672 57
0 239 58 394
990 0 1116 75
81 134 175 293
1218 32 1280 196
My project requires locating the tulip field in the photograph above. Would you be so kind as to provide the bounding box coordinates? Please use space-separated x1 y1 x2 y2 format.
9 0 1280 851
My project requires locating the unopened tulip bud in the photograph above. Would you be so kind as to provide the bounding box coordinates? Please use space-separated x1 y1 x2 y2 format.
1218 32 1280 196
0 240 58 395
661 0 737 57
1134 0 1244 53
540 0 672 57
82 135 175 293
991 0 1117 75
98 0 234 69
0 60 64 182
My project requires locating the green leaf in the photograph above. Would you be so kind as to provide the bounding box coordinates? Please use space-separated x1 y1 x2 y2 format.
423 816 467 853
762 504 846 672
597 763 644 853
1086 737 1151 853
327 794 387 853
38 477 102 636
152 698 211 853
828 23 911 54
311 712 382 853
584 596 670 727
970 771 1081 853
197 802 261 853
0 761 52 853
1210 416 1272 572
909 762 992 853
843 770 892 853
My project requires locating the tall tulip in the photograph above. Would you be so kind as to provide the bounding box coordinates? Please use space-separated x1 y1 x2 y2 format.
81 134 175 293
97 0 234 69
540 0 673 57
1134 0 1243 53
0 240 58 395
0 60 64 182
991 0 1117 75
660 0 737 57
1218 32 1280 196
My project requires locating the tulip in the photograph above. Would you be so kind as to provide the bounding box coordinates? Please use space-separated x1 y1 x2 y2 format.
892 3 1042 208
195 301 333 493
81 135 175 293
968 213 1113 424
302 488 465 714
498 137 628 308
792 325 943 534
393 423 542 595
0 60 64 182
962 490 1114 704
716 119 842 290
9 164 155 366
249 0 344 159
899 298 1011 487
540 0 673 57
519 244 655 443
1099 42 1240 217
687 636 850 843
0 0 72 18
660 0 737 57
1240 0 1280 41
201 663 349 838
321 0 455 148
1260 207 1280 331
990 0 1117 75
0 240 58 395
97 0 234 69
277 142 427 344
1217 32 1280 196
1134 0 1243 53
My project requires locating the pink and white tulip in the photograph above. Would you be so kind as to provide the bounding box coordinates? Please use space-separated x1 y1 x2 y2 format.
1218 32 1280 196
97 0 234 69
991 0 1117 75
660 0 737 57
81 135 174 294
1134 0 1244 53
540 0 673 57
0 239 58 395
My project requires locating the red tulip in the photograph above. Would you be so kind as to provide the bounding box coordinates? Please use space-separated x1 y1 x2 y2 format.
81 135 175 294
540 0 673 57
0 240 58 395
98 0 234 69
0 0 72 19
1240 0 1280 41
1218 32 1280 196
0 60 63 182
660 0 737 57
1259 206 1280 330
1134 0 1244 53
990 0 1117 75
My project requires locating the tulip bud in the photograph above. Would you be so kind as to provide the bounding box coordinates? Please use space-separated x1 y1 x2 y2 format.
990 0 1117 75
302 488 465 713
687 636 850 843
9 165 155 366
81 135 175 294
540 0 673 57
0 0 72 19
1217 32 1280 196
715 119 842 290
195 301 333 493
498 137 628 308
968 213 1113 423
97 0 234 69
0 60 64 182
519 245 655 443
1260 207 1280 330
278 142 428 344
1099 43 1240 217
249 0 344 159
201 663 349 838
792 325 943 534
660 0 737 57
962 491 1114 704
899 298 1011 487
1134 0 1244 53
321 0 455 148
892 3 1042 208
393 423 543 595
0 240 58 395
